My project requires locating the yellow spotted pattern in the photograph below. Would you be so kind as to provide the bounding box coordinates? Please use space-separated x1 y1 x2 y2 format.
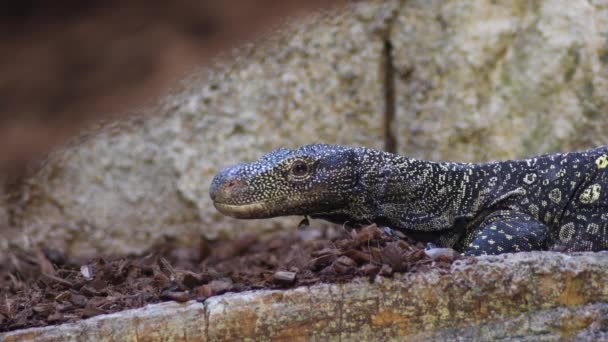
596 155 608 169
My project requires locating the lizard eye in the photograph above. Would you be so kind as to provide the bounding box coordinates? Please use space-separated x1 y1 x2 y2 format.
290 160 309 177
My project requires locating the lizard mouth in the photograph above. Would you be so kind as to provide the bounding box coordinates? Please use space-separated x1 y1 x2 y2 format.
213 201 270 219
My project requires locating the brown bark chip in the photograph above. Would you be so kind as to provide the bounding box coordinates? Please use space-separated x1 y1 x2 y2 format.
0 224 461 332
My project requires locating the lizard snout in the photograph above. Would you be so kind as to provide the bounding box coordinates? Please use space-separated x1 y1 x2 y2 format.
210 169 273 218
209 171 248 203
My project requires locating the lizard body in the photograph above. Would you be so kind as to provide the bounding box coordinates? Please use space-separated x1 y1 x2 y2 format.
209 144 608 255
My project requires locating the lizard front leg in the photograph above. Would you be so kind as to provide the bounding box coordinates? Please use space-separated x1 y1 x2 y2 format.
462 211 550 256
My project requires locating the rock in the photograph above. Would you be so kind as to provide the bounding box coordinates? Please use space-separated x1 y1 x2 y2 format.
393 0 608 161
272 271 297 284
424 247 460 261
3 251 608 340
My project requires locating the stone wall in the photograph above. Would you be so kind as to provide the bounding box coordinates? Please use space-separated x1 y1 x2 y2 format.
4 0 608 258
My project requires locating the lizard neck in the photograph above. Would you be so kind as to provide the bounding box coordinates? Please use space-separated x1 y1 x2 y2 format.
352 149 500 232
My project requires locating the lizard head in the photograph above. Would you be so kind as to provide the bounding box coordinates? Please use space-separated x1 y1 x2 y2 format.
209 144 359 219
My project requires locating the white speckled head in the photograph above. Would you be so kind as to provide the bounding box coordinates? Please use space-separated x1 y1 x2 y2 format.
209 144 359 219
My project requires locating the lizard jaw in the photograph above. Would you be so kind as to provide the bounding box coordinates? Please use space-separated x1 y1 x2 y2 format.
213 201 271 219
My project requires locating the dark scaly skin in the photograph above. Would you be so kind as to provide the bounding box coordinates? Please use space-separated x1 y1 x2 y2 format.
209 144 608 255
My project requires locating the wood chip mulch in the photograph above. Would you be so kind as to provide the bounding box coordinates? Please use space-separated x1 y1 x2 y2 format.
0 224 467 332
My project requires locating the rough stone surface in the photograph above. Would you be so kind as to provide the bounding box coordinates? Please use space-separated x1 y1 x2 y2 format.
4 0 608 258
394 0 608 161
438 303 608 341
3 252 608 340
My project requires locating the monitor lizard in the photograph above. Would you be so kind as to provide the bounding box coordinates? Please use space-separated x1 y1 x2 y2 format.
209 144 608 255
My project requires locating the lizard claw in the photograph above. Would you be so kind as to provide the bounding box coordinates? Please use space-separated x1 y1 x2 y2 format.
297 216 310 229
425 242 439 250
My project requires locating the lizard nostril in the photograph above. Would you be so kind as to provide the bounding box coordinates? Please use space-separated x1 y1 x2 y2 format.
224 179 243 190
